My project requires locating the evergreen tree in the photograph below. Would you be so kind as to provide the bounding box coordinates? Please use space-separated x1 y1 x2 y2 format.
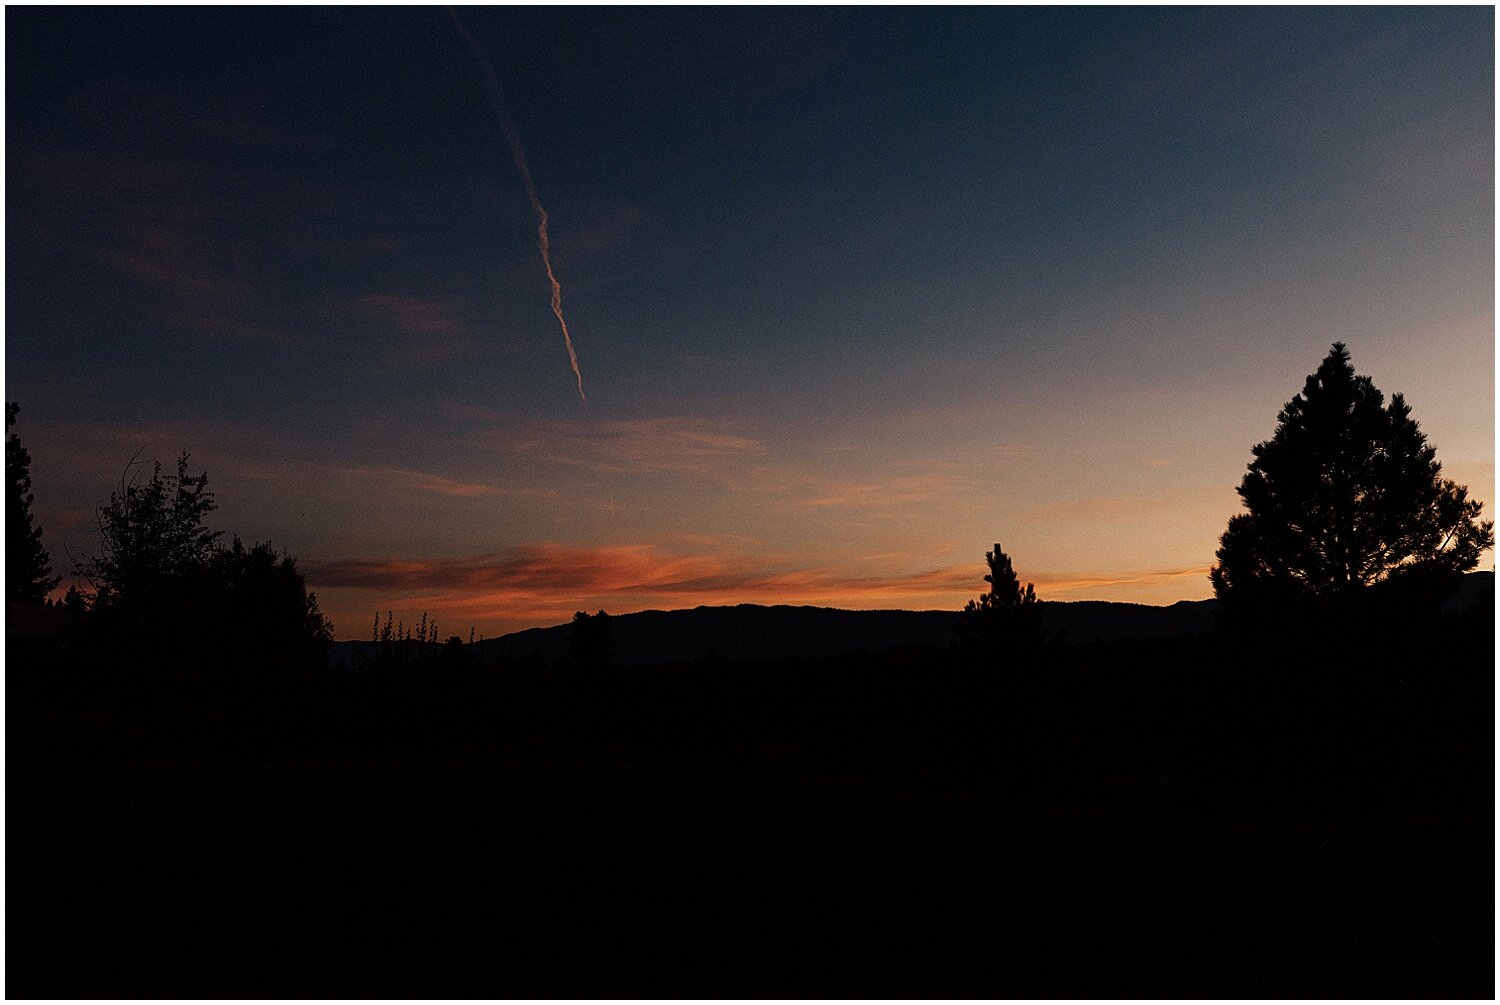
1212 343 1493 607
7 403 60 603
59 584 89 615
957 543 1043 652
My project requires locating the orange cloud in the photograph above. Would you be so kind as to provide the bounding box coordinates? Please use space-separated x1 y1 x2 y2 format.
303 543 982 637
1030 566 1214 597
305 541 1223 639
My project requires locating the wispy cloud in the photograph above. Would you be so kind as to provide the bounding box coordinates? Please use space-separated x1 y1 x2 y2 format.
785 471 969 509
345 294 469 337
304 543 983 635
307 544 722 595
494 416 767 475
321 293 484 363
1030 565 1214 597
680 351 759 369
1015 490 1226 523
723 459 970 515
81 215 291 346
556 203 651 259
81 80 333 153
297 533 1224 637
13 143 299 346
439 401 505 424
333 466 553 500
304 540 1221 637
453 410 972 518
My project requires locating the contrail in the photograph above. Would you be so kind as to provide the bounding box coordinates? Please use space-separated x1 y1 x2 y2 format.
448 7 586 403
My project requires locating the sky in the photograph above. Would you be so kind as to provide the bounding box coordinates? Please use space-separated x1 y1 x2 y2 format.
6 7 1494 639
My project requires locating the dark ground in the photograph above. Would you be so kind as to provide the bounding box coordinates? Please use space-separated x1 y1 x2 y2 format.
8 600 1494 996
10 759 1490 997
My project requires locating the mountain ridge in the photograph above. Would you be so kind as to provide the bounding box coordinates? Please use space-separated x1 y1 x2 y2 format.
330 570 1493 667
331 595 1220 667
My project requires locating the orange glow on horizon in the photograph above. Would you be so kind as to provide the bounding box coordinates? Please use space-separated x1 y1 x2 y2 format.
303 543 1220 639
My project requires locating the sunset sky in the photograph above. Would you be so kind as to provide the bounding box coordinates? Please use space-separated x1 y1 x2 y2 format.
7 8 1494 638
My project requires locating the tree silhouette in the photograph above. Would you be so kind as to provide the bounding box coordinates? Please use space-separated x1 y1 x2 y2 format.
7 403 60 603
79 450 220 610
76 453 331 671
58 584 89 615
957 543 1044 653
569 609 614 672
198 537 333 671
1212 343 1493 607
439 635 476 671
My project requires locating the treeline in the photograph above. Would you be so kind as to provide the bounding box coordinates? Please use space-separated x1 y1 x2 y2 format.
10 441 333 678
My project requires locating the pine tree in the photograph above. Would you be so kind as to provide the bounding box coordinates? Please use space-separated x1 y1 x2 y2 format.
59 584 89 615
1212 343 1493 607
957 543 1043 653
7 403 60 603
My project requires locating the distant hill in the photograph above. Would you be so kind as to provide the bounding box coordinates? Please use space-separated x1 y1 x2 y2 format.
332 595 1219 668
329 571 1494 669
1443 569 1494 613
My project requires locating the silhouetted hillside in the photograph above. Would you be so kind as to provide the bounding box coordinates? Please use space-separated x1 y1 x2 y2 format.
1443 569 1494 611
331 596 1221 667
331 571 1494 668
1040 598 1217 646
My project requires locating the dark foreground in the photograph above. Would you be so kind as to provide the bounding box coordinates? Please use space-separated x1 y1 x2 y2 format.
9 605 1494 996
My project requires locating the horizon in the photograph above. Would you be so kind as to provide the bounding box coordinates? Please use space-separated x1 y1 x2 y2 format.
7 8 1493 639
334 565 1497 644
